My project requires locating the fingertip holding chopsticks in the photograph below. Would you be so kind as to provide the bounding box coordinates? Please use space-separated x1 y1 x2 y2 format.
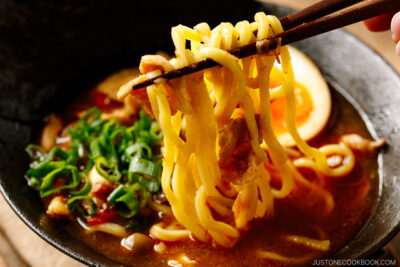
131 0 400 90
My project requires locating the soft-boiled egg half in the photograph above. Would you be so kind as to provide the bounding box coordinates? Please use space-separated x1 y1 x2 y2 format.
267 46 331 147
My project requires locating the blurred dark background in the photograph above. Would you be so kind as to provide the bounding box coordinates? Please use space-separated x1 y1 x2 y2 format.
0 0 262 123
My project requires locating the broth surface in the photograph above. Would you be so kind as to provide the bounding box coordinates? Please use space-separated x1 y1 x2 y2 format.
64 88 379 266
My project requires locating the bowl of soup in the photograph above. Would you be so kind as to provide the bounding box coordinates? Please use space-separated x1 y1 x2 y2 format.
0 1 399 266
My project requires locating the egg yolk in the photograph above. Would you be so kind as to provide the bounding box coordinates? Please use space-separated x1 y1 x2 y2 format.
270 81 313 134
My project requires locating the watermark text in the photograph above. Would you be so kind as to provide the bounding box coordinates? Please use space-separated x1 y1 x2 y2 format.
312 259 397 266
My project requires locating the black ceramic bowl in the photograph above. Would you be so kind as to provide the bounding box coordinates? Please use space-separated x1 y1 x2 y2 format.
0 1 399 266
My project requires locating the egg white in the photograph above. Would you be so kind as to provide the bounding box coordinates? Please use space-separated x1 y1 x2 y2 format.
273 46 331 147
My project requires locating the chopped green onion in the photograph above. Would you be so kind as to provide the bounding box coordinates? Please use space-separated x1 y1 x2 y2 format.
129 157 161 178
81 107 101 121
70 172 92 196
136 175 160 193
27 161 66 180
67 195 97 217
115 193 140 218
95 157 121 182
125 142 152 159
40 165 80 197
107 184 127 203
89 139 102 160
25 108 164 223
150 122 163 141
107 184 148 219
25 144 47 163
109 185 140 218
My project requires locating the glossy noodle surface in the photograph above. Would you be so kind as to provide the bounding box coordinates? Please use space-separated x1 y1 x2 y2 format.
23 12 383 267
65 89 378 266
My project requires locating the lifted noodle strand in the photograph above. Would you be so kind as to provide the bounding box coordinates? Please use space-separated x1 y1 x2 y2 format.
121 12 355 249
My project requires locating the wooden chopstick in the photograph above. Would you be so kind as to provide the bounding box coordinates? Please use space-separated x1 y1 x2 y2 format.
280 0 363 29
131 39 279 90
278 0 400 45
131 0 400 90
